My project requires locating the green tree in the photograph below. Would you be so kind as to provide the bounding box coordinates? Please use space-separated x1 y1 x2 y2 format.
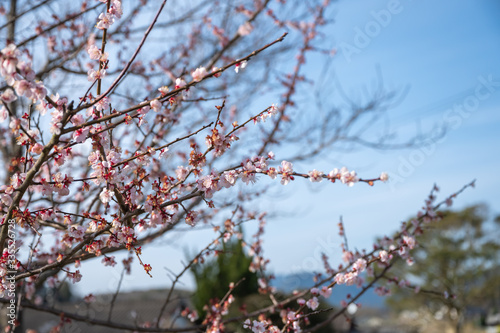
386 204 500 333
190 238 336 332
190 238 259 318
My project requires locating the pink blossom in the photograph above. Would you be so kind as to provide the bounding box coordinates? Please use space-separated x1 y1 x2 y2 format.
328 168 340 180
175 166 189 180
340 167 358 187
185 211 199 226
150 99 162 112
308 169 323 182
158 85 169 95
102 256 117 267
197 174 219 198
95 96 110 112
88 44 101 60
70 114 85 126
306 296 319 310
403 235 416 249
87 68 106 81
267 167 277 179
67 270 82 284
99 188 114 204
1 194 12 206
191 66 207 82
84 294 96 303
211 67 221 78
374 286 391 296
10 172 25 188
379 250 389 262
353 258 367 272
334 273 345 285
342 250 353 263
344 272 358 286
68 225 86 239
380 172 389 182
269 104 278 116
251 320 267 333
110 0 123 19
0 106 8 123
175 78 186 89
13 80 32 98
220 170 238 188
319 286 332 298
279 160 294 185
187 310 198 322
235 60 247 73
73 127 90 143
292 321 301 331
238 22 253 36
1 88 16 103
96 12 115 30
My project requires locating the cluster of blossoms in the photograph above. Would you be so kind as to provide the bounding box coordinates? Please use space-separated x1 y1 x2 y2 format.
180 307 199 322
328 167 359 186
254 104 279 123
96 0 122 30
107 224 136 249
195 153 389 202
87 1 122 81
205 128 238 157
88 148 127 188
204 294 235 333
297 286 332 311
0 44 46 101
40 172 73 197
244 319 280 333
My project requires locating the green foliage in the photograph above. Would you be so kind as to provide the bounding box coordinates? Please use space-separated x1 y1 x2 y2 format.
386 204 500 332
189 238 337 332
190 238 259 317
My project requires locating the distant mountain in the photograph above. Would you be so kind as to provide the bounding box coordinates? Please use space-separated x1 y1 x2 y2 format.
272 272 387 309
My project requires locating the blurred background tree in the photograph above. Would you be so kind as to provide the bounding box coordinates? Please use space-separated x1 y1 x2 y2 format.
386 204 500 333
190 236 259 317
190 235 336 332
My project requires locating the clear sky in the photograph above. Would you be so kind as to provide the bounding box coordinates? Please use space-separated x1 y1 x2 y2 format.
73 0 500 296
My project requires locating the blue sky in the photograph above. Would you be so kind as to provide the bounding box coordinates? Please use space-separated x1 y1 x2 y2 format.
73 0 500 296
261 0 500 273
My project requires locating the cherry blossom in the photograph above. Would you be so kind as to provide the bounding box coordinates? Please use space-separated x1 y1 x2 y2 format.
238 22 254 36
340 167 359 187
99 188 114 204
403 235 416 249
235 60 248 73
379 250 389 262
96 12 115 30
306 296 319 310
319 286 332 298
308 169 323 182
191 66 208 82
279 160 294 185
150 99 162 112
67 270 82 284
380 171 389 182
0 88 16 103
